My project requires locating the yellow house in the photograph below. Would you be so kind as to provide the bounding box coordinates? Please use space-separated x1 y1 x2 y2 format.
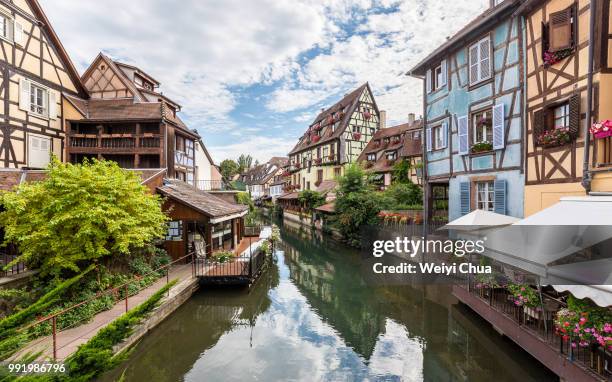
0 0 87 169
287 83 380 191
519 0 612 216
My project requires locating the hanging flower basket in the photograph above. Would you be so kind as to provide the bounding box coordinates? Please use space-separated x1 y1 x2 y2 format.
537 127 571 148
311 135 321 143
352 132 362 140
591 120 612 139
327 115 334 125
363 111 371 120
543 48 574 68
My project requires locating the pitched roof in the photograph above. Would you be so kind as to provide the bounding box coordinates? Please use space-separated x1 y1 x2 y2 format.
26 0 89 98
357 120 422 163
315 180 337 195
288 83 372 155
408 0 520 76
315 202 335 213
157 179 248 219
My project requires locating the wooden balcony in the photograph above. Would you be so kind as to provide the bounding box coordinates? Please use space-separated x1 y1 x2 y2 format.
67 133 162 154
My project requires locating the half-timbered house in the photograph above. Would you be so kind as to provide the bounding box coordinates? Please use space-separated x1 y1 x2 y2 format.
65 53 201 184
518 0 612 216
357 114 422 189
286 83 380 191
409 0 525 221
0 0 88 170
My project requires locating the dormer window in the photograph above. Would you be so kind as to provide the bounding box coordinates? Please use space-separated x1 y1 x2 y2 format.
426 60 447 93
367 153 376 162
386 151 397 161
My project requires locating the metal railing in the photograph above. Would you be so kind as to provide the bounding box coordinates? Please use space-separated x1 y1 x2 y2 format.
1 252 25 277
461 281 612 380
16 251 196 361
195 180 228 191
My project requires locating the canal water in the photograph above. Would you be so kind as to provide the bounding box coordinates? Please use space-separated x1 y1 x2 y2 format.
99 220 557 382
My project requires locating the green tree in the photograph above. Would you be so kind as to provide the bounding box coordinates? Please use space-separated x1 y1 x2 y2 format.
0 159 168 278
333 163 384 247
392 159 412 184
235 191 254 211
298 190 325 214
383 182 423 208
237 154 253 173
219 159 239 179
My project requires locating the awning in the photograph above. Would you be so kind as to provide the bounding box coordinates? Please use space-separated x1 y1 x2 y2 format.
515 196 612 225
443 210 519 231
551 285 612 307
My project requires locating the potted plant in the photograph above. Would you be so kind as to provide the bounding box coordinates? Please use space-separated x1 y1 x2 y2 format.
507 283 538 308
328 154 335 161
537 127 571 148
470 141 493 154
352 132 362 140
590 120 612 139
314 158 322 165
311 135 321 143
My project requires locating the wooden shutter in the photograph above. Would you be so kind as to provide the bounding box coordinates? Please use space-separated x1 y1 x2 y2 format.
439 59 447 87
494 179 507 215
441 121 448 149
28 134 50 169
479 37 491 81
426 127 432 152
460 182 471 216
533 109 546 144
426 69 432 93
457 115 469 155
568 93 581 138
19 78 29 111
469 44 480 85
492 103 505 150
549 8 572 52
541 22 550 62
48 91 57 120
14 21 23 46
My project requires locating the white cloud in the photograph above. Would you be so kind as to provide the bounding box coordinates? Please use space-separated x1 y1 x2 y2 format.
209 135 296 163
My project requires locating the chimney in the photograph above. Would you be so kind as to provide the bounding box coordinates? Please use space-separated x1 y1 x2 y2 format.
380 110 387 129
408 113 415 125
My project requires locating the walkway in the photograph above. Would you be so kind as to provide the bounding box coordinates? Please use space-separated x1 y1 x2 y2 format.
12 263 194 361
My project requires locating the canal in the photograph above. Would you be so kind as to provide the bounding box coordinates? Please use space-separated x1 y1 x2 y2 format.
99 220 557 381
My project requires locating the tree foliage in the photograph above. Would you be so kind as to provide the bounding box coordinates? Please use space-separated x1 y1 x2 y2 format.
382 182 422 208
237 154 253 173
0 159 168 278
298 190 325 213
219 159 239 180
392 159 412 184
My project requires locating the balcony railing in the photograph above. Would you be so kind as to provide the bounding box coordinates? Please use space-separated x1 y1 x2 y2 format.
68 134 162 150
195 180 227 191
595 136 612 168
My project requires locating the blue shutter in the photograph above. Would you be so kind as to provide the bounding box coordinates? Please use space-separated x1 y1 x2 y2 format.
426 127 432 152
441 121 448 149
492 103 505 150
494 179 507 215
457 116 469 155
460 182 471 216
440 59 447 87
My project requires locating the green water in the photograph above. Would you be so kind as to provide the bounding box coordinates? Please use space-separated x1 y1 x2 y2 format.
99 220 557 382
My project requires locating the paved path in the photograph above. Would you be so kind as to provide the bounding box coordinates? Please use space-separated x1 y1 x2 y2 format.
12 264 194 361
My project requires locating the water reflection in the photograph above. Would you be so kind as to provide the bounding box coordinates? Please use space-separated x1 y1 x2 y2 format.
98 221 556 382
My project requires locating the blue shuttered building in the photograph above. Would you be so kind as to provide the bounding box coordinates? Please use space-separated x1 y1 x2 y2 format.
409 1 525 221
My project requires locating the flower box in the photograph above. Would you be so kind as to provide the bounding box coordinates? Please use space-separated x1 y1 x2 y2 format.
311 135 321 143
543 48 574 68
591 120 612 139
537 127 571 148
470 141 493 154
314 158 322 165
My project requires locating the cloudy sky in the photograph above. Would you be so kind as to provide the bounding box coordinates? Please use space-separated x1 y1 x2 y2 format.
40 0 488 163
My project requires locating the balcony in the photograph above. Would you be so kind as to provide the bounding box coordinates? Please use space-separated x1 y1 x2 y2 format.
68 133 161 154
591 137 612 193
195 180 228 191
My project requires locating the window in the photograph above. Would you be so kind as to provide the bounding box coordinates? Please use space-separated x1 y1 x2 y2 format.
0 13 9 40
469 37 492 85
176 136 185 152
386 151 397 161
175 171 186 181
544 6 576 55
0 12 20 43
166 221 183 241
476 181 495 211
28 134 50 169
29 83 48 116
433 125 444 150
334 167 341 177
367 153 376 161
427 60 447 92
553 103 569 129
472 109 493 144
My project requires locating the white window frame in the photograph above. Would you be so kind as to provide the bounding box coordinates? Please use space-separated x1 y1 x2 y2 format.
553 103 570 130
367 153 376 161
476 181 495 211
472 109 493 144
433 125 444 150
469 36 492 85
29 82 48 117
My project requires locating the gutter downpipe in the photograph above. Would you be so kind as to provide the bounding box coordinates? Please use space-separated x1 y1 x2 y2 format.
582 0 597 192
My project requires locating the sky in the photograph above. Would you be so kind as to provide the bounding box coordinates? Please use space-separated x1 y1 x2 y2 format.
40 0 488 163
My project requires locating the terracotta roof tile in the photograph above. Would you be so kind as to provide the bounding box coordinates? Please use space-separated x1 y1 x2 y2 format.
157 179 248 218
357 120 422 164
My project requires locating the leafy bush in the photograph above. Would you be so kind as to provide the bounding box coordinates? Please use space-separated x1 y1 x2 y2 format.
236 192 254 211
382 182 422 207
212 251 234 264
0 159 168 278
